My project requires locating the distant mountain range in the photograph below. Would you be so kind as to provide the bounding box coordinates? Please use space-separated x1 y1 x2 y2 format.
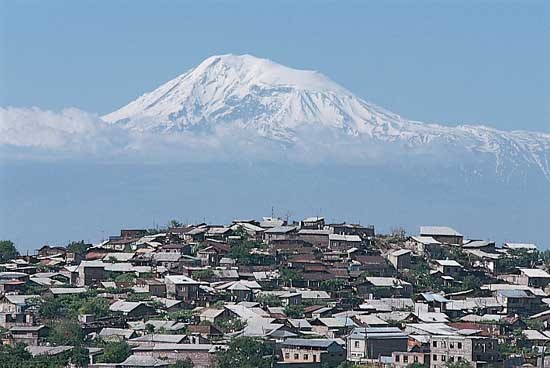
102 54 550 180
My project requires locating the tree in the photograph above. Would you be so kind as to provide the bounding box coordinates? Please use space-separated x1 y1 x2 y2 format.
114 272 137 283
169 219 183 228
48 320 85 346
216 317 246 333
98 341 131 363
407 363 428 368
461 275 481 291
71 345 90 367
445 361 474 368
0 240 19 262
192 269 215 281
79 298 109 317
216 337 273 368
256 293 282 307
284 304 304 318
320 279 346 292
279 267 303 287
170 358 194 368
66 240 89 256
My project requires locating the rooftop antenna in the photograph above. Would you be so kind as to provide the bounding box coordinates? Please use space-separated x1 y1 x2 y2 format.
271 206 275 218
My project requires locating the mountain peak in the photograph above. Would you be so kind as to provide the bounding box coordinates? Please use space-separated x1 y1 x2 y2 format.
100 54 550 180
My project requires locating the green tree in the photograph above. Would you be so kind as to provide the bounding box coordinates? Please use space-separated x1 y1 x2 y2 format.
114 273 137 283
279 267 303 287
48 320 85 346
320 279 346 292
170 358 194 368
0 240 19 262
256 293 282 307
98 341 131 363
66 240 89 256
461 275 481 291
216 317 246 333
79 298 109 317
71 345 90 367
284 304 304 318
445 361 474 368
216 337 273 368
192 269 215 281
408 363 428 368
169 219 183 228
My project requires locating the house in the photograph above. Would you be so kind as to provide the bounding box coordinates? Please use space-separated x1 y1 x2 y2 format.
99 328 138 341
131 343 223 368
196 242 230 266
260 217 286 229
356 277 413 298
463 249 501 273
36 245 67 258
329 234 362 251
120 355 170 368
7 325 49 346
347 327 408 362
264 226 298 243
310 317 357 338
518 268 550 288
503 242 537 252
0 295 39 314
230 222 265 241
76 261 106 286
279 338 345 367
330 223 375 240
393 346 430 368
434 260 463 277
352 255 393 277
407 236 442 255
109 300 155 319
388 249 412 270
164 275 200 303
430 335 500 368
297 229 330 249
495 289 539 315
420 226 463 245
300 217 325 230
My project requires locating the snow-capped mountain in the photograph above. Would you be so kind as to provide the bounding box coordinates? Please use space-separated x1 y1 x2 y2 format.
103 54 550 179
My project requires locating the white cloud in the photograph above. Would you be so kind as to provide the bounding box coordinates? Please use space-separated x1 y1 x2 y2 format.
0 106 500 170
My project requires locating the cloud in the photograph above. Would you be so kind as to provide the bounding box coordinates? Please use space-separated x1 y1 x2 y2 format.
0 106 507 172
0 107 130 160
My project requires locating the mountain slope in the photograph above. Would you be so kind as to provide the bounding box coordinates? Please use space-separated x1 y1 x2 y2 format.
102 54 550 179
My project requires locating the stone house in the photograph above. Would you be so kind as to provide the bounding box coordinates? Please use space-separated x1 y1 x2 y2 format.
279 338 345 367
347 327 408 362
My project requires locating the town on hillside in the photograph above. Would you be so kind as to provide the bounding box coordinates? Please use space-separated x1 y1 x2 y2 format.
0 217 549 368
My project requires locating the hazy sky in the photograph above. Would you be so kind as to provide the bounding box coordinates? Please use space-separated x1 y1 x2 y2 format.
0 0 548 132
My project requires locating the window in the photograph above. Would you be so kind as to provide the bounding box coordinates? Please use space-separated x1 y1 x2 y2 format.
414 356 419 362
404 356 409 363
433 341 437 348
458 357 462 361
304 354 308 360
294 354 299 359
285 353 290 359
450 343 454 349
458 342 462 349
355 341 360 348
450 357 455 362
396 355 400 362
433 355 437 361
442 355 446 362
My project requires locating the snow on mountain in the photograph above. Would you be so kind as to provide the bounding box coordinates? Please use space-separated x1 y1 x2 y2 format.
99 53 548 179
